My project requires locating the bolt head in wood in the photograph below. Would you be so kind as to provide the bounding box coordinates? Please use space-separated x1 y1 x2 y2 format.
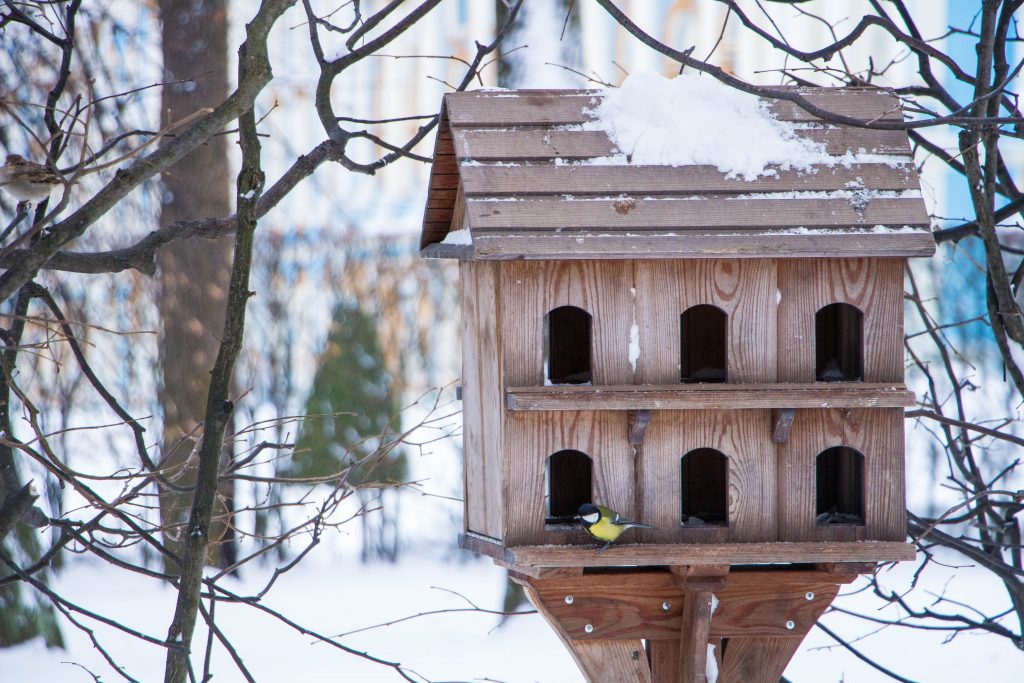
785 620 796 630
564 595 574 605
662 601 672 611
805 591 815 601
584 624 594 633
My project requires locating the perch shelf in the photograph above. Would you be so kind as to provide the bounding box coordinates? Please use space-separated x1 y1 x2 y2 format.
505 382 916 411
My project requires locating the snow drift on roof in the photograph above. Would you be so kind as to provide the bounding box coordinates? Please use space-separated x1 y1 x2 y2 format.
587 69 833 180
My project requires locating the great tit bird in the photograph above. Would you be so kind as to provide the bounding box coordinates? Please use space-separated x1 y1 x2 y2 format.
574 503 655 551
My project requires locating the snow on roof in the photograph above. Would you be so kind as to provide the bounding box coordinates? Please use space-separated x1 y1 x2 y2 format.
586 69 832 180
420 84 934 260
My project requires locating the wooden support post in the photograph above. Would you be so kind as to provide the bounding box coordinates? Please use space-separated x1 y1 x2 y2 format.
678 589 713 683
647 641 680 682
522 582 651 683
718 636 804 683
668 565 728 682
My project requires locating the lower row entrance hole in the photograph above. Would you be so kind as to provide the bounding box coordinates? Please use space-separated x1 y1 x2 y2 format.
680 448 728 526
816 446 865 525
546 449 592 525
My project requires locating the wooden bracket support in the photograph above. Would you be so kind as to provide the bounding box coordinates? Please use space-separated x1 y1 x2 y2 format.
628 409 652 445
521 566 863 683
771 408 796 444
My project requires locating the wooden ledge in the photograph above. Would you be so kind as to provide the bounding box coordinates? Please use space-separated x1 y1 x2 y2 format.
505 382 916 411
459 534 915 569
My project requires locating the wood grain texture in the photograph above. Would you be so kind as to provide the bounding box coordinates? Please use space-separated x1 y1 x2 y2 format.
466 197 929 231
499 260 635 386
503 411 632 546
638 411 777 544
634 260 776 384
459 163 921 197
459 261 504 539
469 232 936 260
777 258 905 382
777 409 906 542
505 541 915 566
718 637 806 683
504 383 916 410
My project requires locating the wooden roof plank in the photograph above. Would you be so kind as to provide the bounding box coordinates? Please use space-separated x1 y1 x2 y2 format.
459 163 921 196
466 197 929 230
451 126 910 161
445 89 904 126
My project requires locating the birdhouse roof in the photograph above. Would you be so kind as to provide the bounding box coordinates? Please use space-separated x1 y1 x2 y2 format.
419 87 934 260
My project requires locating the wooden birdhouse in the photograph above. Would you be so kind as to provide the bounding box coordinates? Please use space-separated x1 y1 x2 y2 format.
420 87 932 683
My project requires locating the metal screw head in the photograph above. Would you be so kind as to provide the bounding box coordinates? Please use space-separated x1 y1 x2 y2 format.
805 591 815 601
584 624 594 634
564 595 574 605
662 601 672 611
785 620 796 630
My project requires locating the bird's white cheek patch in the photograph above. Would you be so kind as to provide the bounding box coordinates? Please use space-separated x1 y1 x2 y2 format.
582 513 599 524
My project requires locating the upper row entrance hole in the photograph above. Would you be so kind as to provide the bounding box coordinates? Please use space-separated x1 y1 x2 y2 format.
545 305 592 384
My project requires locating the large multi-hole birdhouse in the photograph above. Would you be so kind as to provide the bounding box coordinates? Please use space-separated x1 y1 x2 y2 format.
420 85 933 682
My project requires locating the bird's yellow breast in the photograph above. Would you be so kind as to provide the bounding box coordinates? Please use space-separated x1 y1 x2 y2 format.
586 516 627 542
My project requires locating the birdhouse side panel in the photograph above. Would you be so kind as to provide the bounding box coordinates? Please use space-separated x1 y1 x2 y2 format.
777 408 905 543
777 258 904 383
637 410 777 544
503 410 632 546
634 259 777 384
500 260 634 387
460 261 504 541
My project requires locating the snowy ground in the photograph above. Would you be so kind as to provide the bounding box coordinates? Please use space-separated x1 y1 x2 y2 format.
1 541 1020 682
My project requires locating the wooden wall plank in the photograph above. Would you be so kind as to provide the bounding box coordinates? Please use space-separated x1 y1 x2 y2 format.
777 409 905 542
634 260 776 384
467 197 928 231
499 260 635 386
638 411 776 544
777 258 905 382
459 262 504 540
470 232 936 260
647 641 681 683
503 411 632 546
460 163 921 196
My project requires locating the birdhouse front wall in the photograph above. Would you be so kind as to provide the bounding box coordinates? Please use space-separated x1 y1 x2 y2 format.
637 410 777 544
777 258 904 383
777 408 905 542
503 410 632 546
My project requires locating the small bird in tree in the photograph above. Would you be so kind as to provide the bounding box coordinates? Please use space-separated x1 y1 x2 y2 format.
0 154 62 203
575 503 655 551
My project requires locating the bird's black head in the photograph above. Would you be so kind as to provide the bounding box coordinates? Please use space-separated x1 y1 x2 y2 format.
575 503 600 527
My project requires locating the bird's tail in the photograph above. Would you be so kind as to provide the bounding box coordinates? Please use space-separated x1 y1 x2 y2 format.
623 521 656 530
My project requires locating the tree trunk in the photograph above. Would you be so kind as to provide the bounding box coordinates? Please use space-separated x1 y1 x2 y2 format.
157 0 235 572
